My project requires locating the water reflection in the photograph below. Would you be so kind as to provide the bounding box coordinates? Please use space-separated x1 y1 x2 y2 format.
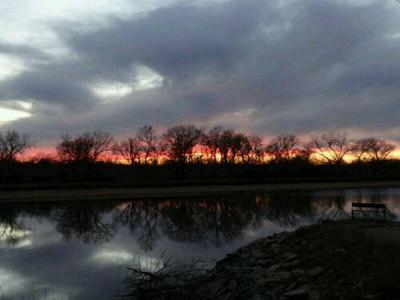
0 188 399 299
0 203 32 246
52 202 117 244
1 190 399 250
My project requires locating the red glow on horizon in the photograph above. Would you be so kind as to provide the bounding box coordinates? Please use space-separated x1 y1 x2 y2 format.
15 142 400 163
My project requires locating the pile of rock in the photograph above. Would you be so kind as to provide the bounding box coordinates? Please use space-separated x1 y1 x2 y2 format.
138 223 394 299
197 231 322 299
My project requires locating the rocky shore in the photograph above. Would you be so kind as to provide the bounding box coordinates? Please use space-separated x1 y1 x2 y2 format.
192 222 400 300
129 222 400 299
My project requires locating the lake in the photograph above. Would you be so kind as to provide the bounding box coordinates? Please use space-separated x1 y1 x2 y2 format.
1 187 400 299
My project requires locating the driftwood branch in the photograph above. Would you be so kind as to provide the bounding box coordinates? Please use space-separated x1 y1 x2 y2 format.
121 253 210 300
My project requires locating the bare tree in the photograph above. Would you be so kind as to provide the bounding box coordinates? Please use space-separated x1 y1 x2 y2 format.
201 128 263 164
137 125 158 164
218 129 235 164
266 134 299 162
201 126 224 164
351 138 395 163
309 132 351 165
0 129 33 162
91 131 114 160
230 133 251 163
162 125 202 164
296 143 313 163
57 131 113 162
113 138 142 165
248 135 264 164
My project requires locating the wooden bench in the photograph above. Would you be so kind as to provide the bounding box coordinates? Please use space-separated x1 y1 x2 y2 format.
351 202 386 222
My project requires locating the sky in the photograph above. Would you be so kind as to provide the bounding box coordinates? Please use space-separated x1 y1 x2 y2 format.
1 0 400 149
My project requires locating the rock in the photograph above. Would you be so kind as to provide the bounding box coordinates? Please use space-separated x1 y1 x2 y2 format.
256 258 276 267
308 266 324 277
207 277 228 295
291 269 305 277
283 252 298 261
220 292 235 300
282 260 300 269
287 281 298 291
256 259 268 265
253 266 267 276
252 249 265 257
255 278 269 286
269 271 291 282
296 276 307 284
309 290 321 300
252 294 264 300
228 278 237 291
283 288 309 299
271 243 280 254
268 264 281 272
225 266 241 274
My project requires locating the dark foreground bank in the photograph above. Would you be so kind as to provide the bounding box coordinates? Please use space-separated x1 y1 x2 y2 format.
2 159 400 189
128 222 400 300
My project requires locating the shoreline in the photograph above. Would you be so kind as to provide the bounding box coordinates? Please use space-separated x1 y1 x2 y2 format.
0 180 399 203
138 222 400 299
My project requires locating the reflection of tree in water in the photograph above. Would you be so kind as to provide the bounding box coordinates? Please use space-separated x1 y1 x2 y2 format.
0 203 30 246
3 188 399 251
160 194 267 247
115 195 269 251
51 202 117 244
116 200 161 251
315 193 349 221
263 193 315 227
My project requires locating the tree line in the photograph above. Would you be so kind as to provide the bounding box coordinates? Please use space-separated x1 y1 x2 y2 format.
0 125 397 165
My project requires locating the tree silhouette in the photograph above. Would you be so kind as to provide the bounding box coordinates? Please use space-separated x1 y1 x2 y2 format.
309 132 351 165
229 133 251 163
57 131 113 162
162 125 202 164
138 125 158 164
351 138 395 163
247 135 264 164
266 134 299 163
218 129 235 164
113 137 142 165
0 129 33 162
201 126 224 164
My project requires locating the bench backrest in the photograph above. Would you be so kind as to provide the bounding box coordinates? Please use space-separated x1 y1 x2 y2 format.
352 202 385 209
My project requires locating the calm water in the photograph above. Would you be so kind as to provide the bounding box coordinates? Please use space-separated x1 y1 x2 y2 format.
1 188 400 299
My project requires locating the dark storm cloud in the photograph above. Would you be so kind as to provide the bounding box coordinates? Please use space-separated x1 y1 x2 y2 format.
1 61 97 109
2 0 400 143
0 42 47 62
60 0 265 81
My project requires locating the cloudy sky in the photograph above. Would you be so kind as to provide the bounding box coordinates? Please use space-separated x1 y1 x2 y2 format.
1 0 400 149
